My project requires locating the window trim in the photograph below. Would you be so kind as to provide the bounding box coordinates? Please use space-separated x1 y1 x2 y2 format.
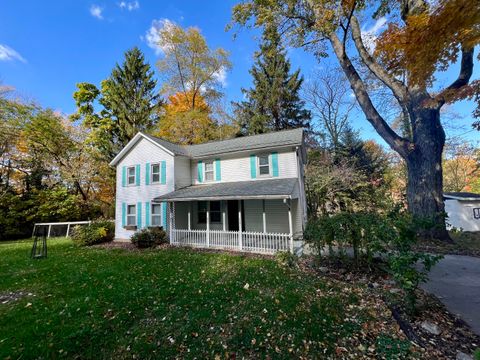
257 154 271 177
127 166 136 186
150 163 161 184
151 203 162 226
203 160 216 183
126 204 137 226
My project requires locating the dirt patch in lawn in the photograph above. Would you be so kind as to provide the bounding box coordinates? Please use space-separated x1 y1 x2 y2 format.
415 232 480 258
301 256 480 359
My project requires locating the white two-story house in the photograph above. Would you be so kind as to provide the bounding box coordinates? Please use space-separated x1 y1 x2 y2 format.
109 128 307 254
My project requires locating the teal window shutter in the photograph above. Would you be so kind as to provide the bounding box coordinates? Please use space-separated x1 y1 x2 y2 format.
122 166 126 187
215 159 221 181
161 161 166 184
197 161 203 182
162 202 168 230
145 202 150 227
271 152 279 177
135 164 140 186
145 163 150 185
250 155 257 179
137 202 142 228
122 203 126 227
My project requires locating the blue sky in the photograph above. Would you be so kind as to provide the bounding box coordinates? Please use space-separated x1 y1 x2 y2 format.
0 0 478 145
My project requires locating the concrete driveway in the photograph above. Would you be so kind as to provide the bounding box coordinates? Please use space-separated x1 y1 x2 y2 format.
421 254 480 335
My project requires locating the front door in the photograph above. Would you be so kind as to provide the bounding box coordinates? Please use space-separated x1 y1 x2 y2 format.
227 200 239 231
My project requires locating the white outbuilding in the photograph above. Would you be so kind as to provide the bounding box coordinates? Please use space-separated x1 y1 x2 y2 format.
444 192 480 232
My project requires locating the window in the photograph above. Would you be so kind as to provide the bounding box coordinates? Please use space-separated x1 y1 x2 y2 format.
151 163 160 184
127 204 136 226
258 154 270 176
210 201 221 223
204 160 214 182
127 166 136 185
198 201 207 223
474 208 480 220
197 201 221 224
151 204 162 226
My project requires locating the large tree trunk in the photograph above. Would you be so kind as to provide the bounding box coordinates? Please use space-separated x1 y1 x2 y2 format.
405 102 452 242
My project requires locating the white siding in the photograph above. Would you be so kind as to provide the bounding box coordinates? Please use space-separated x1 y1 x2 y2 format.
265 200 290 234
445 199 480 232
190 148 298 185
115 138 174 240
174 156 191 189
244 200 263 232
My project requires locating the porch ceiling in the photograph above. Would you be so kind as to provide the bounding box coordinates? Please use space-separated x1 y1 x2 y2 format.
153 178 299 202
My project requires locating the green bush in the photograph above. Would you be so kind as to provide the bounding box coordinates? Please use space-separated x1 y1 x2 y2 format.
275 251 298 268
131 227 168 248
304 209 442 313
71 220 114 246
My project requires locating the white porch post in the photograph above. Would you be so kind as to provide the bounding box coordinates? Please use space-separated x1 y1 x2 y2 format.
206 202 210 247
238 200 243 250
188 202 191 231
288 201 294 253
262 199 267 233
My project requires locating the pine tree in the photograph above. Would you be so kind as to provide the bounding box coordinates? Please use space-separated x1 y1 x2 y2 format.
234 27 311 135
73 47 162 159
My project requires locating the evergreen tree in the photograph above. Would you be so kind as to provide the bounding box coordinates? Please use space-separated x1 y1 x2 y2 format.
234 26 311 135
73 47 162 159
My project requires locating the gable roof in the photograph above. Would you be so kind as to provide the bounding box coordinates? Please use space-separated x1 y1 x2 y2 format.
110 128 305 165
185 128 304 158
444 192 480 201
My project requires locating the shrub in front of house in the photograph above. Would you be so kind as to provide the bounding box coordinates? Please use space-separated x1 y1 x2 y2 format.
304 210 442 313
130 227 168 248
71 220 115 246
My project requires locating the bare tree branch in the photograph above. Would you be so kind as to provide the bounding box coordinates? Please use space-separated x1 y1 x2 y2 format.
446 47 474 91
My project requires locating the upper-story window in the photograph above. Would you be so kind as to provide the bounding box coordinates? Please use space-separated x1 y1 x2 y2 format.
258 154 270 176
204 160 215 182
151 163 160 184
127 166 136 185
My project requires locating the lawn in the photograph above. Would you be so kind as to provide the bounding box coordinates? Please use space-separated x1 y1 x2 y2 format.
0 239 410 359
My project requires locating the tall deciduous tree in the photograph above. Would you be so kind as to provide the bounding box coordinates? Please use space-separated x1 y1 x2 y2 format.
155 21 231 110
72 47 162 160
303 67 355 150
231 0 480 240
234 26 311 135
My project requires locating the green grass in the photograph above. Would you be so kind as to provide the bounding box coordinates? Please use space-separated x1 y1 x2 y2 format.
0 239 406 359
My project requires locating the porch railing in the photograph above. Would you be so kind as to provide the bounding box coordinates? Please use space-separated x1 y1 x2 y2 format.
171 229 291 254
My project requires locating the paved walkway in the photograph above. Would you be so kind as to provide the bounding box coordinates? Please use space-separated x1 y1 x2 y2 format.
421 254 480 335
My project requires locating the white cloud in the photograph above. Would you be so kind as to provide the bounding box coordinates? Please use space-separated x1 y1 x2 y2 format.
361 17 387 53
90 4 104 20
145 18 176 55
119 1 139 11
213 67 228 87
0 44 26 63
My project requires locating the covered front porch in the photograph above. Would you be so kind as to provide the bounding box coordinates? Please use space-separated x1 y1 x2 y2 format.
154 179 302 254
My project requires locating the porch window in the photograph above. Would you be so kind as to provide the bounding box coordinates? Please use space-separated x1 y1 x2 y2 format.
127 204 136 226
151 204 162 226
151 163 160 184
198 201 221 223
258 154 270 176
127 166 136 185
204 160 214 182
210 201 221 223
